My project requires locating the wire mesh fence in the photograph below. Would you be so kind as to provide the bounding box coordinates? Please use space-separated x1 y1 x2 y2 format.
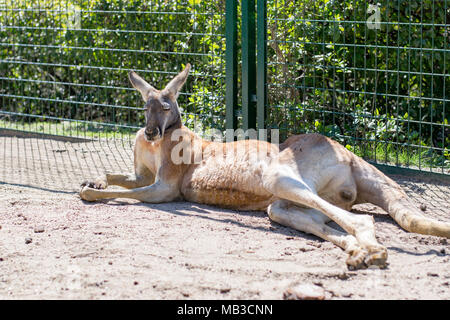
0 0 227 141
0 132 133 192
265 0 449 174
0 0 449 182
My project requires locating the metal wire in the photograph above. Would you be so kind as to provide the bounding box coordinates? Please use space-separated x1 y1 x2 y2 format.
0 0 448 177
0 0 227 140
265 0 449 174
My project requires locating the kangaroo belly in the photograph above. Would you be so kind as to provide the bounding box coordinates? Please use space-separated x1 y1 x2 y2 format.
180 160 274 211
182 187 273 211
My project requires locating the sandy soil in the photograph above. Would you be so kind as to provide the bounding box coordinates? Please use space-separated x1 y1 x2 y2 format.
0 134 449 299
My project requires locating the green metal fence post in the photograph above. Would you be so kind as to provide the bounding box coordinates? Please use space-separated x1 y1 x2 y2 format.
256 0 267 134
225 0 238 131
242 0 257 131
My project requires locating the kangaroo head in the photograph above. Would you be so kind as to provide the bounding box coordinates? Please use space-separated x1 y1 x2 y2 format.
128 64 191 141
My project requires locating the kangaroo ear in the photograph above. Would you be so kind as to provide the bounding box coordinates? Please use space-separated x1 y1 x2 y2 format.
164 63 191 98
128 71 157 102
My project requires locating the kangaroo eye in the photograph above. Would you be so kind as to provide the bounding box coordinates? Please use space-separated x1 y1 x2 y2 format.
162 102 171 110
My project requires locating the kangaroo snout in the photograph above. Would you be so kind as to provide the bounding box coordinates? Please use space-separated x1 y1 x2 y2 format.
145 127 160 141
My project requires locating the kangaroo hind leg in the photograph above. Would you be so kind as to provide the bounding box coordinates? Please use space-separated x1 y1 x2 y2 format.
264 173 387 268
268 200 373 270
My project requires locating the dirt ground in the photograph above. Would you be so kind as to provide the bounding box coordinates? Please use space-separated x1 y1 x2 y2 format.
0 134 449 300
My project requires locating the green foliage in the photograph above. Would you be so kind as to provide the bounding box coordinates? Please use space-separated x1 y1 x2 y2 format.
0 0 448 170
0 0 226 130
266 0 449 169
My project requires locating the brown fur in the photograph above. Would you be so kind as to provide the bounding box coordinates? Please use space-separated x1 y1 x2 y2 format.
80 65 450 270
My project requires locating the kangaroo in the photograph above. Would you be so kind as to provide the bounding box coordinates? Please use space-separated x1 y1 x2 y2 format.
80 64 450 270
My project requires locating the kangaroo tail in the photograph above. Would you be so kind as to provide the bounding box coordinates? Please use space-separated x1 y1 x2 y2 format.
352 157 450 238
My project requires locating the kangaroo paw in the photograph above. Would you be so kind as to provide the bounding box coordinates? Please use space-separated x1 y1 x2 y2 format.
79 186 97 202
346 248 368 270
80 178 107 190
364 246 388 269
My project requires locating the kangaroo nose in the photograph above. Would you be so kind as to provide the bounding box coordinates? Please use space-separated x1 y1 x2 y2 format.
145 127 160 140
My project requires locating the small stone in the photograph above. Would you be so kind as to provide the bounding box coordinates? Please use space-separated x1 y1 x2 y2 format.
134 281 139 285
34 226 45 233
313 282 323 287
108 261 113 265
283 284 325 300
427 272 439 277
440 239 447 245
341 292 353 298
25 238 32 244
420 204 427 211
327 290 339 298
440 248 446 255
220 288 231 294
0 257 4 262
338 273 349 280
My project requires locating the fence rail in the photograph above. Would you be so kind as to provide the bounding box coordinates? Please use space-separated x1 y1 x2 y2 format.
259 0 449 175
1 0 449 175
1 0 227 140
